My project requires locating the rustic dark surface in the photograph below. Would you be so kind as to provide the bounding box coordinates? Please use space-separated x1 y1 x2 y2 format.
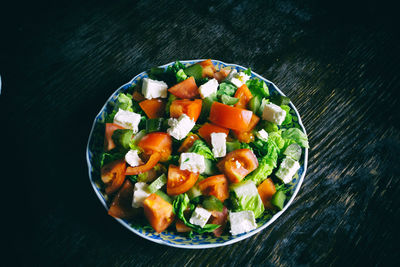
1 0 399 266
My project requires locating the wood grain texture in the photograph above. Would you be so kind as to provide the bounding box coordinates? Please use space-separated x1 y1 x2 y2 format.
1 0 399 266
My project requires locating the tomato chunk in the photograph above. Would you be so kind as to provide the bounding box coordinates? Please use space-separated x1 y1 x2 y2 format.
178 133 200 153
108 180 140 219
104 123 125 151
258 178 276 210
143 193 175 233
234 84 253 109
138 132 172 162
175 219 191 232
139 99 165 119
217 149 258 183
198 123 229 144
167 165 199 195
170 99 202 122
132 91 145 102
232 113 260 143
125 152 160 175
213 68 230 82
209 102 253 131
210 206 228 237
198 174 229 202
101 160 127 195
168 76 199 99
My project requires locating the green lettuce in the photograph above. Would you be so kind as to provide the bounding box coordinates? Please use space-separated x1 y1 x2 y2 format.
229 180 264 218
176 69 188 83
217 82 237 97
188 139 215 161
281 128 309 148
246 79 269 98
247 139 279 185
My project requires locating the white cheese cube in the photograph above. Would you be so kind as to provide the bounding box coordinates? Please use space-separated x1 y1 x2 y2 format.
132 182 151 208
125 150 143 167
167 114 195 140
189 206 212 228
199 78 219 98
211 132 227 158
275 157 300 184
179 152 206 173
229 210 257 236
256 129 269 142
225 69 250 88
262 103 287 125
142 78 168 99
113 108 142 133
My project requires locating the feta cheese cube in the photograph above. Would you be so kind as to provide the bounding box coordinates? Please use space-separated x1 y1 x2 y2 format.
256 129 269 142
262 103 287 125
229 210 257 236
179 152 206 173
189 206 212 228
125 150 143 167
113 108 141 133
167 114 195 140
199 78 219 98
132 182 150 208
225 69 250 88
275 157 300 184
211 132 227 158
142 78 168 99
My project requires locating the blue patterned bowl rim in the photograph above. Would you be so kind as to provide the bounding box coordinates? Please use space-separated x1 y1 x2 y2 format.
86 59 308 249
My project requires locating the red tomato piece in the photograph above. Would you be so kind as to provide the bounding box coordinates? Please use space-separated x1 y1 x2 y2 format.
143 193 175 233
101 160 127 195
198 174 229 202
104 123 125 151
210 206 228 237
178 133 200 153
108 180 141 219
138 132 172 162
197 123 229 144
209 102 253 131
217 149 258 183
167 165 199 195
258 178 277 210
170 99 202 122
139 99 165 119
125 152 161 175
234 84 253 109
168 76 199 99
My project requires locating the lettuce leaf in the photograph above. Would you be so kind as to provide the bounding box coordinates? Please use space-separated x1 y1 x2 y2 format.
217 82 237 97
247 139 279 185
246 79 269 98
281 128 309 148
188 139 216 161
229 180 264 218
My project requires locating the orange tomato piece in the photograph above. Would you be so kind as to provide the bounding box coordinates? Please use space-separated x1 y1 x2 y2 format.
104 123 125 151
175 219 191 233
209 206 228 237
217 149 258 183
125 152 161 175
132 91 145 102
170 99 202 122
209 102 253 131
143 193 175 233
138 132 172 162
139 99 165 119
213 68 230 82
232 113 260 143
168 76 199 99
108 180 140 219
101 160 127 195
198 59 216 78
257 178 277 210
198 174 229 202
178 133 200 153
234 84 253 109
198 123 229 144
167 165 199 195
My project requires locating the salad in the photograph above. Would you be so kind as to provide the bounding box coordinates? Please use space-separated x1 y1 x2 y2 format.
93 59 309 237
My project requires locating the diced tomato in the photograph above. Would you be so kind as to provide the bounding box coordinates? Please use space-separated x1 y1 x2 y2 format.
101 160 127 195
104 123 125 151
232 113 260 143
198 59 216 78
213 68 230 82
170 99 202 122
198 123 229 144
125 152 161 175
175 219 191 233
217 149 258 183
234 84 253 109
168 77 199 99
167 165 199 195
209 102 253 131
138 132 172 162
143 193 175 233
258 178 276 210
178 133 200 153
139 99 165 119
132 91 145 102
198 174 229 202
210 206 228 237
108 180 141 219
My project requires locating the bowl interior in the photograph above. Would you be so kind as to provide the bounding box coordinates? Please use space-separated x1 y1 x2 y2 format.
86 59 308 248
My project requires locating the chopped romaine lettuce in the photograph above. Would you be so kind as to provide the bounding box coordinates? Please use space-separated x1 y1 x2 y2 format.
281 128 309 148
176 69 188 83
217 82 237 97
229 180 264 218
246 78 269 98
188 139 215 161
247 139 279 185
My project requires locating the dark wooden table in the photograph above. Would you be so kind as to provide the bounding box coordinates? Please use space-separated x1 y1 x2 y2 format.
2 0 399 266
